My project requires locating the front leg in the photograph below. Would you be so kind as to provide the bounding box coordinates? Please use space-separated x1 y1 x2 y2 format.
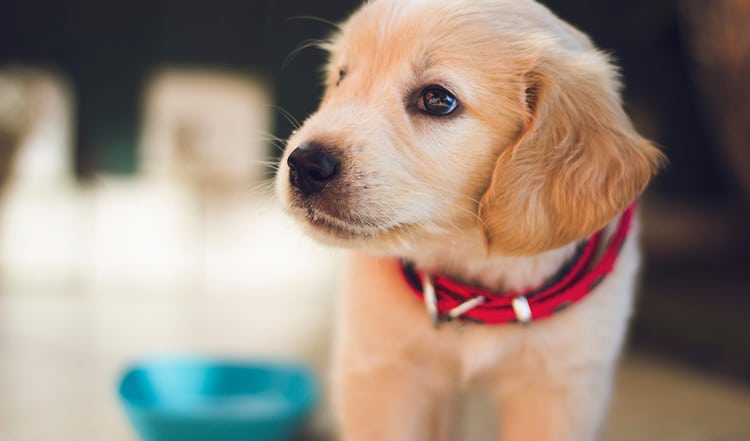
496 366 614 441
332 253 459 441
332 352 456 441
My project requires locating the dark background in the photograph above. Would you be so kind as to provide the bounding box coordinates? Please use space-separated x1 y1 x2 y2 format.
1 0 748 380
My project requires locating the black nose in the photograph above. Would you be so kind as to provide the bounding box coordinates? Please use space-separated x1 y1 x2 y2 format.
287 144 340 196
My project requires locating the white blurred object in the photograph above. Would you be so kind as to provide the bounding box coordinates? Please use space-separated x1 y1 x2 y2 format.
0 67 91 292
201 194 341 299
87 176 201 297
140 69 273 193
0 185 93 292
0 67 75 188
86 177 341 299
0 70 30 189
91 68 338 299
0 65 340 335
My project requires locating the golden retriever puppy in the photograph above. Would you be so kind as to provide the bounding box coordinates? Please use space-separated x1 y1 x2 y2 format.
275 0 664 440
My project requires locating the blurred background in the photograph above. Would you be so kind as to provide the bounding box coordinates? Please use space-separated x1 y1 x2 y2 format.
0 0 749 440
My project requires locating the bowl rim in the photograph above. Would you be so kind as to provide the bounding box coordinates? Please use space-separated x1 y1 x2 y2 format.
117 355 319 420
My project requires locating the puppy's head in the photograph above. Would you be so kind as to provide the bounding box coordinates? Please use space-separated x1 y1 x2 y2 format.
276 0 664 256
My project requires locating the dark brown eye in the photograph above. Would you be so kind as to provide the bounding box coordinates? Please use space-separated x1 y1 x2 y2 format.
336 70 346 86
417 86 458 115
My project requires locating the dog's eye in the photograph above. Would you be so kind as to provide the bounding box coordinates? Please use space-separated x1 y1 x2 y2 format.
336 70 346 86
418 86 458 115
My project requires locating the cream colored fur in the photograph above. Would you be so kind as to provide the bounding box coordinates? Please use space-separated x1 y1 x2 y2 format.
275 0 664 440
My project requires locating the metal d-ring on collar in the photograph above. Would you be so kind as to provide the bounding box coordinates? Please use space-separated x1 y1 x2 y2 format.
511 295 532 324
421 273 488 328
420 273 441 328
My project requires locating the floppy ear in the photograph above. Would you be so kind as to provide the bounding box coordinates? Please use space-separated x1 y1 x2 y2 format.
478 50 664 256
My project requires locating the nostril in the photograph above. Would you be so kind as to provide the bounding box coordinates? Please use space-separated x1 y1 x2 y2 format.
287 147 339 181
306 153 337 181
287 144 341 195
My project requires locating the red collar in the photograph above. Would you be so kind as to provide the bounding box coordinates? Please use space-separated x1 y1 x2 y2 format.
400 202 637 326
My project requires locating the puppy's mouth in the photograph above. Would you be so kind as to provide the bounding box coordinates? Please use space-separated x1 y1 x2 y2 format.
290 202 415 244
300 206 382 240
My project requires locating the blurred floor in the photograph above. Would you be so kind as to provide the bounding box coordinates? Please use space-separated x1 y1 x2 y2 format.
0 290 334 441
2 276 750 441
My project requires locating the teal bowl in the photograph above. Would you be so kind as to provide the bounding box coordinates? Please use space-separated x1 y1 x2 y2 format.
118 357 318 441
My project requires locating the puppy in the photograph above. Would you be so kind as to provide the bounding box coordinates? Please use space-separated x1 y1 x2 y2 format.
275 1 664 440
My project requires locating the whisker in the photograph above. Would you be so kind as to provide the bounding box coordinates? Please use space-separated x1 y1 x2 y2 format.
268 104 302 130
250 129 287 144
245 128 290 154
252 160 281 169
263 141 287 154
287 15 341 30
248 178 277 196
283 38 330 70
